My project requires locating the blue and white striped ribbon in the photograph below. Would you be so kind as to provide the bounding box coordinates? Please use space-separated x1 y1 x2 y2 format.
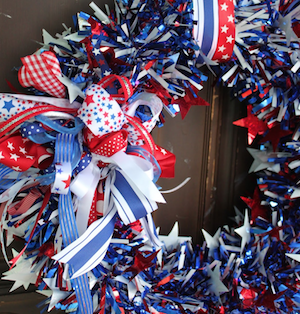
194 0 219 59
53 161 161 278
55 133 93 314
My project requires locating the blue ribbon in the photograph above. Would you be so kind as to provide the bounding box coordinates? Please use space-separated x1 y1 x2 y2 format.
55 133 93 314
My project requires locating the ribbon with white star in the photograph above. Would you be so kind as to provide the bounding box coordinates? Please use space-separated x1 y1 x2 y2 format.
193 0 235 62
0 132 53 172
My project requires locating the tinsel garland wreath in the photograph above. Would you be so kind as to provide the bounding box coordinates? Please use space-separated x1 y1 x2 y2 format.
1 0 300 313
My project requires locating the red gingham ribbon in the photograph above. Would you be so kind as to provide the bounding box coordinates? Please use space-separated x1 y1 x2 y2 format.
18 51 66 98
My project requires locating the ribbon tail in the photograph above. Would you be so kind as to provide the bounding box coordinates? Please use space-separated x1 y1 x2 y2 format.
140 214 163 249
53 206 117 279
58 191 94 314
112 169 157 225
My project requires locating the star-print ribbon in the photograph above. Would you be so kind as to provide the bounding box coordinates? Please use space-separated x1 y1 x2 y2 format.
0 131 53 172
0 94 77 137
18 51 66 98
78 83 126 137
193 0 235 62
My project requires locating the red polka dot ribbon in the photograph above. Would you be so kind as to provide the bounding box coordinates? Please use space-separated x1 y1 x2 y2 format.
85 129 128 157
18 51 66 98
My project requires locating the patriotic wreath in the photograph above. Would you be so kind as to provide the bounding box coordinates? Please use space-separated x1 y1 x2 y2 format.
1 0 300 313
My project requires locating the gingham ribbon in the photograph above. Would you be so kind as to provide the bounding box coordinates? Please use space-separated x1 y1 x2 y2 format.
193 0 235 62
18 51 66 98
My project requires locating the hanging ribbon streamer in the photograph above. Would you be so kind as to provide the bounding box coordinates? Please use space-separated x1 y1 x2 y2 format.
54 133 93 314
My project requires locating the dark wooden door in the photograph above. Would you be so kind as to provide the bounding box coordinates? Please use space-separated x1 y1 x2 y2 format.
0 0 253 312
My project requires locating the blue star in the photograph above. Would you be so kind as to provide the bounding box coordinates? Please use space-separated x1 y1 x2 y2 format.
111 114 115 120
57 168 63 174
107 104 113 110
3 100 15 112
94 112 98 116
96 117 102 123
98 126 104 132
22 106 26 110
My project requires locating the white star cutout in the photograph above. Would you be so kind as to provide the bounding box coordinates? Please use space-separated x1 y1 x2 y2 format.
0 151 4 160
160 148 167 155
207 262 229 297
12 166 21 171
103 70 111 76
10 153 20 161
226 35 234 44
218 45 226 53
7 142 14 151
19 146 27 154
221 3 228 11
228 14 234 23
234 209 251 253
202 228 220 257
93 48 101 56
222 54 230 60
87 132 94 142
221 24 229 33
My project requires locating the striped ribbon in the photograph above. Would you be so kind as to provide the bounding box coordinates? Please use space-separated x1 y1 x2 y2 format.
53 151 163 278
193 0 235 62
55 133 93 314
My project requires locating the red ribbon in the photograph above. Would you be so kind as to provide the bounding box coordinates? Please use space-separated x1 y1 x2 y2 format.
125 115 176 178
99 74 133 104
0 104 77 137
18 51 66 98
0 131 53 172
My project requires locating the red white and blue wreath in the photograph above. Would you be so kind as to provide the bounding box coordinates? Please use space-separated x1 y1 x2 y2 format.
1 0 300 313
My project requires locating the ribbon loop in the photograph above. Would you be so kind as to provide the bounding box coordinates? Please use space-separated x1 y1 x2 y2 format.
18 51 66 98
78 84 126 137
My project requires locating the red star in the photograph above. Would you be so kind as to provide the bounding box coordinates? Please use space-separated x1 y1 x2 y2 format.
108 95 113 101
85 94 95 106
241 187 269 222
102 96 106 101
86 119 92 125
118 112 122 117
104 120 109 126
98 59 105 65
103 112 109 118
233 105 268 145
259 124 293 151
62 175 71 189
255 289 285 311
172 85 209 119
123 250 159 278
